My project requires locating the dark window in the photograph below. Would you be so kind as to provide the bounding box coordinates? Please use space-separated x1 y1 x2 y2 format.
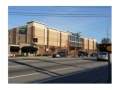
79 38 81 42
9 38 10 41
32 38 38 42
70 36 71 41
18 37 20 40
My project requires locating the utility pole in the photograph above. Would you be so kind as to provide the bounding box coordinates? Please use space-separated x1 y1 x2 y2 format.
106 27 109 39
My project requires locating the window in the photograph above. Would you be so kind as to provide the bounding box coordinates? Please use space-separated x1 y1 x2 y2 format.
18 37 20 40
75 37 76 41
70 36 72 41
71 36 73 41
75 42 78 46
76 37 78 42
32 38 38 42
72 42 74 46
73 37 75 41
9 38 10 41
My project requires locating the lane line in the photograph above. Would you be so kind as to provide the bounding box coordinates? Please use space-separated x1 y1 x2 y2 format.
9 65 25 68
9 73 39 79
9 67 73 79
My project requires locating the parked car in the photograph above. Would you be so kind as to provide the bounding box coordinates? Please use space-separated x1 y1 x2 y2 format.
97 52 108 61
78 51 88 57
90 53 97 57
52 52 68 58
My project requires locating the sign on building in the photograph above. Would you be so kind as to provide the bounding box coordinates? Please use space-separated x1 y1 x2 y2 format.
19 28 27 34
72 33 79 36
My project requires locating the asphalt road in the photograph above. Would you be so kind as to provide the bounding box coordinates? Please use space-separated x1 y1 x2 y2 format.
8 56 108 83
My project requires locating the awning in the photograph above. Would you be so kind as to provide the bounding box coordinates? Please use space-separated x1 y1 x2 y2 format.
10 46 20 51
21 46 38 52
21 46 34 50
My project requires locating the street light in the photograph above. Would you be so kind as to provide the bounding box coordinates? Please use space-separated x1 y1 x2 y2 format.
46 48 49 55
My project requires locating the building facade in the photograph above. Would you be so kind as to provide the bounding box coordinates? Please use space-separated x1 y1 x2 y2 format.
82 37 97 55
8 20 97 56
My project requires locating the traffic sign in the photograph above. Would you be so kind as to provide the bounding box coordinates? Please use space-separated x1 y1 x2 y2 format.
99 44 112 53
106 45 111 52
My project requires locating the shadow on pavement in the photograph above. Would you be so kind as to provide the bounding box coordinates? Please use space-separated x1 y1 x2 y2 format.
9 60 63 77
83 58 108 62
30 65 108 83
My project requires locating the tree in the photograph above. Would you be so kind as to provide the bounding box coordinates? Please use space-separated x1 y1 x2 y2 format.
96 42 100 53
30 42 36 46
50 46 56 54
101 38 111 44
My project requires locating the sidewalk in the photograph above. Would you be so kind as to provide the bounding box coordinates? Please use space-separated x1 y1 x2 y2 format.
8 55 76 59
8 56 52 59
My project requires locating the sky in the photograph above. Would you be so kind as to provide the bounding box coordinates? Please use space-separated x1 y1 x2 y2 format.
8 6 111 43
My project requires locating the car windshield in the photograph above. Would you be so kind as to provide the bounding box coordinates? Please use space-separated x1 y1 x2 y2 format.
56 52 62 54
79 52 84 53
99 53 107 55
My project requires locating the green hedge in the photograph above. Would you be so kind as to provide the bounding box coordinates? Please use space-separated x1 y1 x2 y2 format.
9 55 25 57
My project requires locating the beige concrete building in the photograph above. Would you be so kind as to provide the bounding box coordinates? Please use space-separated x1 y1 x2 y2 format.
82 37 97 55
8 20 97 56
8 21 69 56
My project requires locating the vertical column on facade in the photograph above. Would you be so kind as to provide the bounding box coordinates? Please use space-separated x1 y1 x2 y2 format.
88 39 89 55
26 25 29 43
19 44 22 55
57 32 60 52
31 26 35 41
8 44 10 56
82 38 84 51
68 35 70 53
93 40 94 52
43 28 46 54
47 29 49 54
12 28 17 44
60 32 62 51
31 26 35 55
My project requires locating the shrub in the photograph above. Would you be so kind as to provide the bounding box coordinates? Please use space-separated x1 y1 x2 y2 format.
42 54 49 56
36 54 41 56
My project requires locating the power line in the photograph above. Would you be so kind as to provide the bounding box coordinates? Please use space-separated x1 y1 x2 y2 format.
56 6 108 35
9 12 110 15
8 11 110 17
9 7 111 13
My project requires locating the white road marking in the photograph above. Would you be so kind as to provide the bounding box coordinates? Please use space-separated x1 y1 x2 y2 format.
51 67 73 71
9 65 24 68
87 64 90 66
9 67 73 79
9 73 39 79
